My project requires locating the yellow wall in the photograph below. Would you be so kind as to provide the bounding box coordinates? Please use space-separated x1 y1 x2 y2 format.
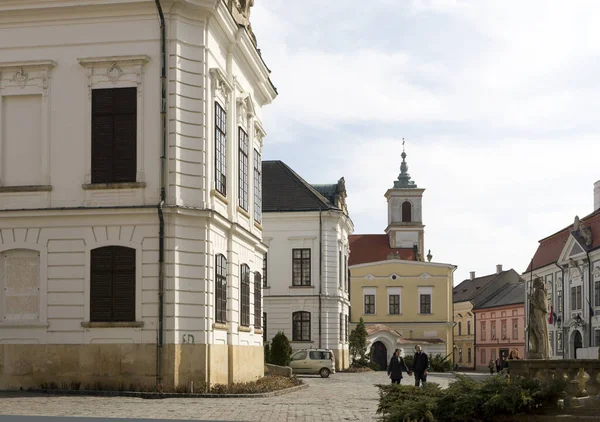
453 301 475 368
350 259 455 356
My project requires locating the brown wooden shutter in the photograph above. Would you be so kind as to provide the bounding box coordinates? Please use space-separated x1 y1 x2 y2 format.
90 247 114 322
111 246 136 322
91 88 137 183
90 246 135 322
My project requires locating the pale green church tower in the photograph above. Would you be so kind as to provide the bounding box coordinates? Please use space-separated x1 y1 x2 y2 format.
384 143 426 260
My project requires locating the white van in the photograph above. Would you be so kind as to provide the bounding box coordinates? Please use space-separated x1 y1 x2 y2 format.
289 348 336 378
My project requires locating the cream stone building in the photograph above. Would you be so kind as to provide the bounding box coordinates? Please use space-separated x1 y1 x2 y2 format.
0 0 276 390
349 148 456 369
522 180 600 360
261 161 353 370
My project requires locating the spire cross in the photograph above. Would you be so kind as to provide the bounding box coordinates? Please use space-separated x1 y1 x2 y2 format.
402 138 405 153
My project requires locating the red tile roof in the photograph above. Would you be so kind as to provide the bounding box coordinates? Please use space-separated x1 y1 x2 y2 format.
348 234 416 266
526 209 600 272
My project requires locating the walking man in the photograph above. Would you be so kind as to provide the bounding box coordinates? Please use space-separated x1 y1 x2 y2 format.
412 344 429 387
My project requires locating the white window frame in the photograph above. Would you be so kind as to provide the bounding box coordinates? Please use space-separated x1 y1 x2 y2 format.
418 286 433 314
363 287 376 315
0 243 48 327
0 60 55 190
78 55 150 188
387 287 402 315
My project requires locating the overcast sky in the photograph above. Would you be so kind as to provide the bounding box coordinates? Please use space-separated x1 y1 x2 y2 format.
251 0 600 284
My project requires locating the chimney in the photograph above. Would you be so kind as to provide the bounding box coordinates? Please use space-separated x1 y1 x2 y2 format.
496 264 503 274
595 180 600 211
470 271 475 280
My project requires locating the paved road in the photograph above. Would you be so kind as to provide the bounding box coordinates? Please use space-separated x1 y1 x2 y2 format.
0 372 489 422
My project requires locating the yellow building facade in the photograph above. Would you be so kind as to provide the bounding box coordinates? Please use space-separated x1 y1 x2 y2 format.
348 147 457 369
350 259 456 363
453 301 475 368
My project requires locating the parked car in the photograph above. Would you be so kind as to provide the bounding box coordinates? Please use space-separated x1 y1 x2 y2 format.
289 348 336 378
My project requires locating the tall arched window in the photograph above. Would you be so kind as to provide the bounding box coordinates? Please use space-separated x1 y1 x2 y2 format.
240 264 250 327
292 311 311 341
90 246 136 322
215 254 227 324
254 271 262 328
402 201 412 222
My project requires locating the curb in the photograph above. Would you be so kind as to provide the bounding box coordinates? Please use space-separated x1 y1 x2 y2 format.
20 383 308 399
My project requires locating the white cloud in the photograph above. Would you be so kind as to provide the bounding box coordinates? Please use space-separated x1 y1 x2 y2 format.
252 0 600 283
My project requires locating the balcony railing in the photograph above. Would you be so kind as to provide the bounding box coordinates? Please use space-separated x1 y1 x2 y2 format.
509 359 600 409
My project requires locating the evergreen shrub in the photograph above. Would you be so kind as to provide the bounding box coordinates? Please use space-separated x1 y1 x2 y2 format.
377 373 567 422
269 331 292 366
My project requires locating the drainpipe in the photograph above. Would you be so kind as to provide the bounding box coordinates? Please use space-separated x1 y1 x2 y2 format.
318 209 323 349
154 0 167 386
553 262 565 358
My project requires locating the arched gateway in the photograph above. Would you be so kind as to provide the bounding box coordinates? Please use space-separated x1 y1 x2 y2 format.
371 341 388 370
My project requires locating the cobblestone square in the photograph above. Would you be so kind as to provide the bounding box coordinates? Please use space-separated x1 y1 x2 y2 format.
0 372 487 422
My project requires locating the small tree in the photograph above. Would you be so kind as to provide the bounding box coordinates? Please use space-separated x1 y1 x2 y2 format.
270 331 292 366
349 317 369 367
264 342 271 363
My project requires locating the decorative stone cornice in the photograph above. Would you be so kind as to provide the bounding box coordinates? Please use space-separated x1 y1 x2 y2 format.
0 60 56 96
210 67 233 106
77 55 150 67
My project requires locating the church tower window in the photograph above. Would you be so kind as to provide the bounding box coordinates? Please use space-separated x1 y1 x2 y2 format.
402 201 412 222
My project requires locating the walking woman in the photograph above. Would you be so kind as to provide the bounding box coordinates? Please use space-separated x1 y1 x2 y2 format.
387 348 411 384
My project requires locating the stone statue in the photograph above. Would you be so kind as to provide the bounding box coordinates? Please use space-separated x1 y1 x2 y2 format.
528 278 552 359
228 0 254 24
573 216 593 246
227 0 257 44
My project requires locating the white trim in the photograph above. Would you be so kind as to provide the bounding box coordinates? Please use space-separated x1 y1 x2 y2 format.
0 244 48 324
418 286 433 314
78 55 149 187
0 60 55 188
387 287 402 315
363 287 376 315
350 259 456 269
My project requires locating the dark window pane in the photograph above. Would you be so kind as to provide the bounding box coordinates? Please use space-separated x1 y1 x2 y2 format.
90 246 135 322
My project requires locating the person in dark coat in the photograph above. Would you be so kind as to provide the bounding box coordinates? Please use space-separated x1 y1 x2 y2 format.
387 348 410 384
411 344 429 387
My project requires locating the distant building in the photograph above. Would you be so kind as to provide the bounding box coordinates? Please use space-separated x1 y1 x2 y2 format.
473 282 526 370
522 180 600 359
452 266 520 369
261 161 353 370
349 147 456 370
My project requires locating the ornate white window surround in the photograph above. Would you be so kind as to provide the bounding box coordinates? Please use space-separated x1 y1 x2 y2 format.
209 68 233 205
210 68 233 111
0 60 56 192
78 55 150 188
254 119 266 150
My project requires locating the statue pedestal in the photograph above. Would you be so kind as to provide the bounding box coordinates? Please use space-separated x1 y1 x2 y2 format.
527 352 545 359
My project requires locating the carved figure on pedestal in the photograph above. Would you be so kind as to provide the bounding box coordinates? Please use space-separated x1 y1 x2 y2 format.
528 277 551 359
573 216 593 246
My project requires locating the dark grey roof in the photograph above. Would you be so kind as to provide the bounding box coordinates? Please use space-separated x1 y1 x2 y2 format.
312 184 337 205
453 269 521 306
262 161 338 212
474 281 525 309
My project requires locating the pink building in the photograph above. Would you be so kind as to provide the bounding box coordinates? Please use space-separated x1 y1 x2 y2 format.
473 282 526 371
